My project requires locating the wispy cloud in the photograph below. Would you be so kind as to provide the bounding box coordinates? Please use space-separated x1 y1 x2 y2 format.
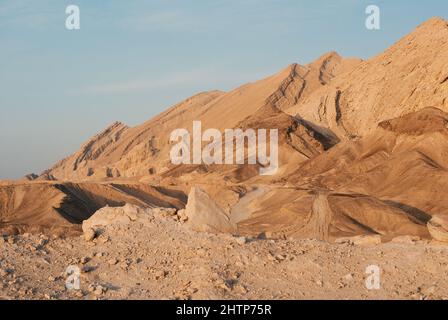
72 67 271 95
75 68 214 94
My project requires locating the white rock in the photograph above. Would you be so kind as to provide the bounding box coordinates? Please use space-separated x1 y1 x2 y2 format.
82 204 147 234
235 236 247 245
94 285 106 295
177 209 188 222
184 187 237 234
84 228 96 242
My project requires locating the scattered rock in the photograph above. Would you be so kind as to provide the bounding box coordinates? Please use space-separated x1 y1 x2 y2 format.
88 284 106 296
37 238 48 247
343 273 354 282
80 256 90 264
120 259 131 270
267 254 276 261
235 236 247 245
215 279 231 291
155 270 168 280
177 209 188 222
420 285 437 298
84 228 96 242
94 285 106 296
234 284 248 294
81 265 95 273
275 254 287 262
153 207 177 218
98 234 110 244
257 231 273 239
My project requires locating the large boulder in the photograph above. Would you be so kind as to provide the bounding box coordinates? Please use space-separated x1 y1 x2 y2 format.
82 204 176 235
427 215 448 242
82 204 143 234
185 187 237 234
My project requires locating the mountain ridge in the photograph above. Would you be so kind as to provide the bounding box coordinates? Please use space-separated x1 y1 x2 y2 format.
2 17 448 242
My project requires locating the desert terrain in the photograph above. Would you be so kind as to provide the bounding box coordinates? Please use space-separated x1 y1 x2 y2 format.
2 205 448 300
2 17 448 300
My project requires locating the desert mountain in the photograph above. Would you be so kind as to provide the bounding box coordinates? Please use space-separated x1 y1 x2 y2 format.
2 17 448 241
288 17 448 139
44 50 359 182
43 18 448 182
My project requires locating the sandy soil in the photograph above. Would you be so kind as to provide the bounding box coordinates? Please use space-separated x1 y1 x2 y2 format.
1 209 447 300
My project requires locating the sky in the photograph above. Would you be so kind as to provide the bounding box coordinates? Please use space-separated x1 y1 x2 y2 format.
0 0 447 179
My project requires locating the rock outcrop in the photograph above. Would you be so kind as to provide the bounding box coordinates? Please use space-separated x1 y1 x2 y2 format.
185 187 237 234
82 204 177 235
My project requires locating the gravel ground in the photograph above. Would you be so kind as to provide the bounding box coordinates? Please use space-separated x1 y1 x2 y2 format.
1 209 448 300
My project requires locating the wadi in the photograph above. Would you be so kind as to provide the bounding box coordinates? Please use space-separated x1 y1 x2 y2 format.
1 17 448 300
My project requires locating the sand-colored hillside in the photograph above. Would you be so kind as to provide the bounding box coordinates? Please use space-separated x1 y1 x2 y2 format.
1 17 448 245
0 182 185 235
287 17 448 139
43 51 359 182
3 16 448 301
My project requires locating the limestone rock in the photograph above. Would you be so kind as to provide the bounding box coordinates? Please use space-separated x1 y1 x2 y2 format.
177 209 188 222
82 204 148 234
235 236 247 245
84 228 96 242
185 187 237 233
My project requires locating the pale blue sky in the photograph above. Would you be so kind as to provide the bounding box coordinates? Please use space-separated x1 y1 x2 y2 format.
0 0 447 179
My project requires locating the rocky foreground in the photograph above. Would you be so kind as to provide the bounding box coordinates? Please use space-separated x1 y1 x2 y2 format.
1 205 448 300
